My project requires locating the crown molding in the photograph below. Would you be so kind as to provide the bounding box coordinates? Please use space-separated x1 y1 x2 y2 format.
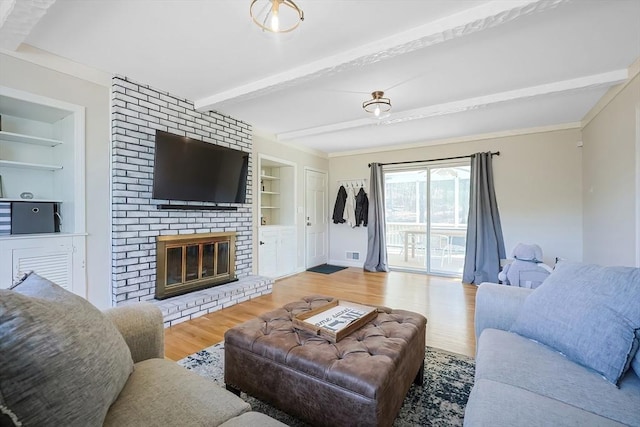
0 44 112 87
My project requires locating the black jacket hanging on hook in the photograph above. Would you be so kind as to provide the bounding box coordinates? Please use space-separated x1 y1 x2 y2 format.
355 187 369 226
332 185 347 224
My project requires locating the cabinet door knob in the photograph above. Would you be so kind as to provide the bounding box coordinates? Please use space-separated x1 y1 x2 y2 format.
259 241 265 245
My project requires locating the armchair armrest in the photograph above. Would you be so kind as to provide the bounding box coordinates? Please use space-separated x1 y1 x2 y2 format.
104 303 164 363
475 283 533 342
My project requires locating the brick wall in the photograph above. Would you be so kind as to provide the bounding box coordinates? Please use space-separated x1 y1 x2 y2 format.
110 76 254 306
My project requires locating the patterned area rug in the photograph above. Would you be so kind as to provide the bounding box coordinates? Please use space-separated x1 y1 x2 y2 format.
178 343 475 426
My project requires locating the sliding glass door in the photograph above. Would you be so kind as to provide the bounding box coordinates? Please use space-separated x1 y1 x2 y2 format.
384 162 470 275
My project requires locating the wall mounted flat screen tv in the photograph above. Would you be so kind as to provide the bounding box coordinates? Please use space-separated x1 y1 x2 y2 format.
152 130 249 204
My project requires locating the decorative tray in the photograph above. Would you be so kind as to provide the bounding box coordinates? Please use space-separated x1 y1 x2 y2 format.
293 299 378 343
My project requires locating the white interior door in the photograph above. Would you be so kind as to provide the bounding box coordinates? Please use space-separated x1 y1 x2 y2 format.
305 169 328 268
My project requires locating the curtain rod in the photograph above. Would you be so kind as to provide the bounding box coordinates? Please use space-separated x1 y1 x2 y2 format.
368 151 500 167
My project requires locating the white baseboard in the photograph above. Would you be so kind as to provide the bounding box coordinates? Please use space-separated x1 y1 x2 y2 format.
328 259 364 268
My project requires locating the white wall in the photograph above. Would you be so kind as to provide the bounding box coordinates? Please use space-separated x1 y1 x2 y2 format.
0 52 112 308
329 129 584 267
582 74 640 267
252 132 329 273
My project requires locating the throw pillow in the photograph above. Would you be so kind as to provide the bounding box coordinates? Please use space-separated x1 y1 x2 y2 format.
0 273 134 426
510 261 640 385
632 333 640 377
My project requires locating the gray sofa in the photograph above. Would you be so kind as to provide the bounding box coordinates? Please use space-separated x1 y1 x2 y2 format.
0 272 286 427
464 283 640 426
102 304 287 427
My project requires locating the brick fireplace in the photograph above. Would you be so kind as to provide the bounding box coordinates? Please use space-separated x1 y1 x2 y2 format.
110 76 272 326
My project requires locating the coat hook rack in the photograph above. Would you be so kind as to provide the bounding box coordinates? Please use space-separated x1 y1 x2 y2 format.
337 179 367 189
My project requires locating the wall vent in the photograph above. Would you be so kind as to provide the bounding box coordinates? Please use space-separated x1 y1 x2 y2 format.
346 251 360 260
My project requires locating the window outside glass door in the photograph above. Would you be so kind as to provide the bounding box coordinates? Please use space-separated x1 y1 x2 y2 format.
384 163 470 275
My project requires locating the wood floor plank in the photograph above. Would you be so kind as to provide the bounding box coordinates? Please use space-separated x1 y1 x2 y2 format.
164 268 477 361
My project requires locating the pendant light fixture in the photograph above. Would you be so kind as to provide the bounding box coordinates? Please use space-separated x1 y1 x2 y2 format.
250 0 304 33
363 91 392 118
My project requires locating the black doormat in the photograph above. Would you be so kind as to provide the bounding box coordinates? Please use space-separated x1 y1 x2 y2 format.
306 264 348 274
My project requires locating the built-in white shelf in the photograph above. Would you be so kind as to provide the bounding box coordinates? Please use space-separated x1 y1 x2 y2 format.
0 160 63 171
261 191 280 195
0 232 86 242
0 198 62 203
261 174 280 181
261 206 280 209
0 130 63 147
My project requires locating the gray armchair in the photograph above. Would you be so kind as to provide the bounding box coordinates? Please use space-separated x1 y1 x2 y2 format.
103 304 287 427
0 272 286 427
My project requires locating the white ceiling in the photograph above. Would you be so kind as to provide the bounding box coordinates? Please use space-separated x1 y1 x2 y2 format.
3 0 640 154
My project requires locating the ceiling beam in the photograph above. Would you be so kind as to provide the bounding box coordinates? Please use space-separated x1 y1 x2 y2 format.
0 0 57 51
277 69 629 141
194 0 568 112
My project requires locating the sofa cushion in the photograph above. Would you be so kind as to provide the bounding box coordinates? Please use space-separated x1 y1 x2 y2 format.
475 329 640 426
0 273 134 427
510 261 640 384
464 379 627 427
104 359 251 426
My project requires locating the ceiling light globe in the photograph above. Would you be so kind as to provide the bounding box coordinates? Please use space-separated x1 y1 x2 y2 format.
363 91 392 117
250 0 303 34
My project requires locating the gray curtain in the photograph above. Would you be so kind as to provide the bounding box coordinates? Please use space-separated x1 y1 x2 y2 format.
363 163 389 272
462 152 505 284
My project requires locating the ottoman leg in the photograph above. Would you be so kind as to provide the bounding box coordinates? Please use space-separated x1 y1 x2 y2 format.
414 360 425 386
226 384 241 396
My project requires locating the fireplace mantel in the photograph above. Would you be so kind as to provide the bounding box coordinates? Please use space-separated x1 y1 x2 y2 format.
156 232 237 299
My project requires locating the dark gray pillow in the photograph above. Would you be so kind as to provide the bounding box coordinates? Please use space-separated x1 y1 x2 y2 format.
0 273 134 426
511 262 640 385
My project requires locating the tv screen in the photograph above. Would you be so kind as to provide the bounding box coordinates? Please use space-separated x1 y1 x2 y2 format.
152 130 249 204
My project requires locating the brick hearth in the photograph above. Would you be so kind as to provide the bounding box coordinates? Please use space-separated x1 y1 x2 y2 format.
153 275 273 327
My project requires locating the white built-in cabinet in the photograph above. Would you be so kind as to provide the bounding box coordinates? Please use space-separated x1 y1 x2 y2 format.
0 87 86 296
257 226 296 278
258 154 296 278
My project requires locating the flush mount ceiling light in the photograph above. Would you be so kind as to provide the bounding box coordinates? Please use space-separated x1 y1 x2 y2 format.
250 0 304 33
363 91 392 118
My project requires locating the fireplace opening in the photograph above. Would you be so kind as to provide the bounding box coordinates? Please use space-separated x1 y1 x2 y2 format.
156 232 237 299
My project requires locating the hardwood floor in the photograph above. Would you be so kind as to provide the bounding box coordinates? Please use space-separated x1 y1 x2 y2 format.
164 268 477 361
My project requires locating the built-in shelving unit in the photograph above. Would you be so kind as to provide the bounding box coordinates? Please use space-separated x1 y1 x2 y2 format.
0 86 86 297
257 154 297 279
259 159 295 226
260 171 279 223
0 87 81 218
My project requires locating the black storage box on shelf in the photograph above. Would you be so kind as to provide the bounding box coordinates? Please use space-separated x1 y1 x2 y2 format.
11 202 60 234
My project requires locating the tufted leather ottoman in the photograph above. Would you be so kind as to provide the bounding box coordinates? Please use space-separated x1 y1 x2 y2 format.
224 296 427 427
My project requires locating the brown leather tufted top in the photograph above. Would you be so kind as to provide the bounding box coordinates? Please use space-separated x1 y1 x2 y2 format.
224 295 427 426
